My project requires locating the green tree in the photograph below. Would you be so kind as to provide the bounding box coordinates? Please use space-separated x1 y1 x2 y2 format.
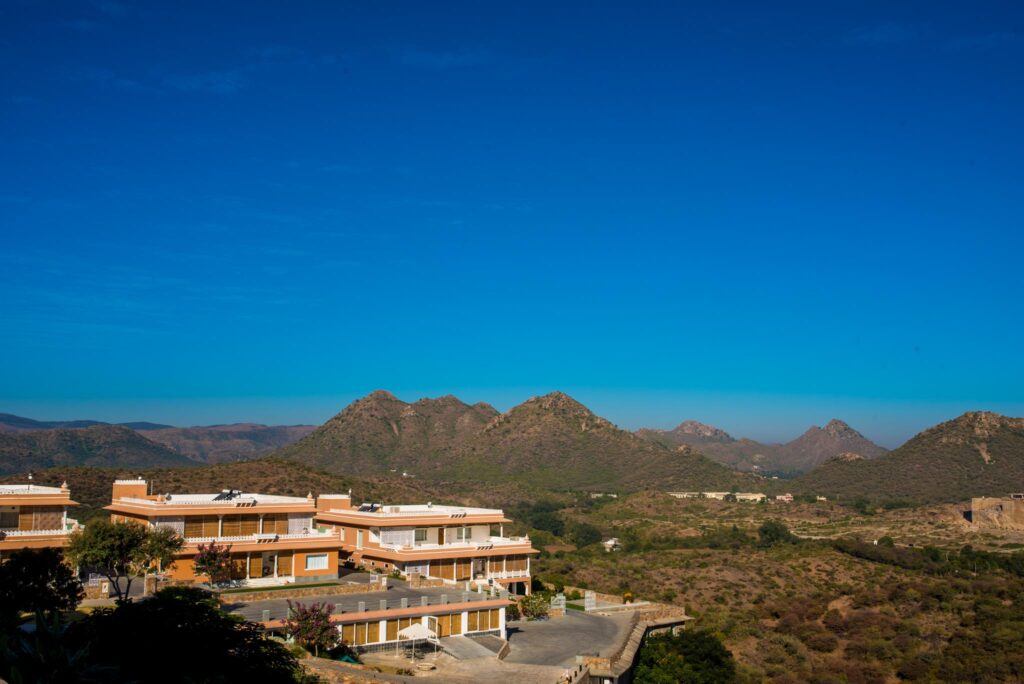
285 601 337 656
519 593 550 620
193 541 233 586
66 520 183 604
570 522 602 548
635 629 736 683
0 548 84 624
757 520 796 547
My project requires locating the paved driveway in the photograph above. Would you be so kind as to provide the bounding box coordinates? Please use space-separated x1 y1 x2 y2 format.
504 610 635 667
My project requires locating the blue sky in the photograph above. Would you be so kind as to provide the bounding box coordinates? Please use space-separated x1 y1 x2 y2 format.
2 1 1022 446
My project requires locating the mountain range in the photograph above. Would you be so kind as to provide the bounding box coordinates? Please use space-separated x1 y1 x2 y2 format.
0 413 316 467
277 390 753 492
637 418 887 474
3 399 1023 505
793 411 1024 504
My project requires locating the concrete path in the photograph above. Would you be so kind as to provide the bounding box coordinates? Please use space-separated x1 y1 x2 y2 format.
438 635 495 660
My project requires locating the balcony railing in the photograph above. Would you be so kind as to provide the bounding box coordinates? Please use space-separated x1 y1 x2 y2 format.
0 518 80 538
184 529 337 544
378 535 531 552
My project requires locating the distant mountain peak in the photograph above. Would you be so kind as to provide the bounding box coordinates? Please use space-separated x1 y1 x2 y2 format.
822 419 857 438
672 420 735 442
525 391 592 414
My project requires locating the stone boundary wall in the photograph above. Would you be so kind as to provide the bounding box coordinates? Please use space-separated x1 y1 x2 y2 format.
218 581 386 604
559 584 627 605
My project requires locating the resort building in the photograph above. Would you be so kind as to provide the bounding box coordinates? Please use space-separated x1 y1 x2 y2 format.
0 481 80 556
314 494 537 595
260 592 511 648
105 479 339 584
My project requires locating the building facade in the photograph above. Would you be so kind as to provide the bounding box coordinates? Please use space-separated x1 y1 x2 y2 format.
0 482 80 556
105 479 339 583
315 494 537 595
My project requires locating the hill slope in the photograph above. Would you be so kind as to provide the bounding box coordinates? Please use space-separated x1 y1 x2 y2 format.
138 424 316 464
794 412 1024 503
276 391 499 474
283 391 754 492
0 412 314 464
0 425 196 475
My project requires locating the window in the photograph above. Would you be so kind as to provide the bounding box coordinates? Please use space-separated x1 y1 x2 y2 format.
455 526 471 541
356 529 364 549
414 528 428 543
305 554 329 571
0 506 17 529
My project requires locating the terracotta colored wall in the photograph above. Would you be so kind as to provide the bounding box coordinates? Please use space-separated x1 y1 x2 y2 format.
293 549 338 578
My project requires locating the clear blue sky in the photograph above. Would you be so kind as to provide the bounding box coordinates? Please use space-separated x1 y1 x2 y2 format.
2 1 1022 447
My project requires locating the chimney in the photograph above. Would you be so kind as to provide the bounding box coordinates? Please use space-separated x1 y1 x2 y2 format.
316 493 352 512
112 478 149 501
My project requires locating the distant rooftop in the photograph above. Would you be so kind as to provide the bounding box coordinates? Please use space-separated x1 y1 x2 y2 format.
115 489 312 506
329 501 504 517
0 484 66 495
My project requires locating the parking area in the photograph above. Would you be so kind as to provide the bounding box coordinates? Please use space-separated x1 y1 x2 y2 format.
504 610 636 667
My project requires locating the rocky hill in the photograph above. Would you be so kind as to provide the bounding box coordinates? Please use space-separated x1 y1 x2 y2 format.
637 418 886 475
282 391 754 492
793 412 1024 503
636 420 736 447
0 425 196 475
275 391 500 474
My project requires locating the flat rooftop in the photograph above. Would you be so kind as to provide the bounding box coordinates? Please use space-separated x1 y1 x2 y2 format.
0 484 66 495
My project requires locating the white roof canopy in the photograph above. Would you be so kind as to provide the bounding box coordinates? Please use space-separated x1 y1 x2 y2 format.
397 623 436 641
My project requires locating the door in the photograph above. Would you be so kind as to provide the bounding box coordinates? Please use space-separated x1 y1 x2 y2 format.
438 528 445 545
356 529 364 549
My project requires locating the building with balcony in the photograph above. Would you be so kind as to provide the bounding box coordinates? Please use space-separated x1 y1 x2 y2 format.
105 479 339 584
314 494 537 595
0 481 80 556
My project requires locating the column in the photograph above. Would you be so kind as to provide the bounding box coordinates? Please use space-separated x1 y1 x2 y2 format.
246 552 251 579
218 515 223 537
259 514 264 534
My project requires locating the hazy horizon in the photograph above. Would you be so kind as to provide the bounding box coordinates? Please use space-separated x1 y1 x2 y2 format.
4 388 1021 449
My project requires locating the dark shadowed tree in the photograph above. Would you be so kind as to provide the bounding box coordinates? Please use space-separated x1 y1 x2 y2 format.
0 548 84 624
69 586 304 683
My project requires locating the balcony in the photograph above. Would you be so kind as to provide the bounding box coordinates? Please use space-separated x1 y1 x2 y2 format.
379 535 531 553
183 528 337 544
0 518 81 539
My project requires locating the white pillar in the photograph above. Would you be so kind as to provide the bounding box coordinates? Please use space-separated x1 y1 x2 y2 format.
259 514 264 534
246 552 251 579
499 605 507 639
218 515 223 537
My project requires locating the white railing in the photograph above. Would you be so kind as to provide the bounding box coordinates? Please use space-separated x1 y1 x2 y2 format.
184 529 334 544
486 570 530 579
329 506 504 519
1 527 71 537
115 495 310 507
379 535 530 553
